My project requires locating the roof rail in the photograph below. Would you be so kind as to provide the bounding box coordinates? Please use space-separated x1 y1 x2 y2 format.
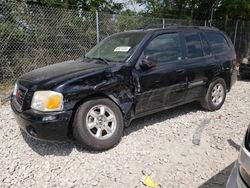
143 23 177 30
132 25 219 32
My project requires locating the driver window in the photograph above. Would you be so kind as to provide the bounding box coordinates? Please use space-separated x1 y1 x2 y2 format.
142 33 182 64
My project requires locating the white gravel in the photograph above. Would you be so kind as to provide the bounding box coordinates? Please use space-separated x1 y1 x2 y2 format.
0 80 250 188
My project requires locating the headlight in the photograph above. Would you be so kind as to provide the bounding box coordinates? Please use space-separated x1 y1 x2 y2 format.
31 91 63 112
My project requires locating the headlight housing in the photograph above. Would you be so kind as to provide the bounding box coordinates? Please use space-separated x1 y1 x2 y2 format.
31 91 63 112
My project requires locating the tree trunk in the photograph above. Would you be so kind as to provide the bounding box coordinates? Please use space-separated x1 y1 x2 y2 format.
191 7 194 20
224 13 228 31
63 0 69 9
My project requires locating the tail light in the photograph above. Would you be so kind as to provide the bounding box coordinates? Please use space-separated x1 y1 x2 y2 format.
234 51 237 66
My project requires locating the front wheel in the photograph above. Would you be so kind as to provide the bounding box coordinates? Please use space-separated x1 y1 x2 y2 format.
73 98 124 151
200 78 227 111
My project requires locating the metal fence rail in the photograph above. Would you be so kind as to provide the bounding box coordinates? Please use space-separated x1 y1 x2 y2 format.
0 2 249 91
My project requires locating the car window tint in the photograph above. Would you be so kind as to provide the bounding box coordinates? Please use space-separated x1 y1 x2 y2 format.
200 33 211 56
143 33 182 64
205 31 229 54
184 32 203 58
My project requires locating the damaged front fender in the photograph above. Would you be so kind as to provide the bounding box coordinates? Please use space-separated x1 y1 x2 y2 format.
56 64 136 127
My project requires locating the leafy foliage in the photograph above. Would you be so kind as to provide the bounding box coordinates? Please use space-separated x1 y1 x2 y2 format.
135 0 250 20
0 0 249 84
26 0 123 13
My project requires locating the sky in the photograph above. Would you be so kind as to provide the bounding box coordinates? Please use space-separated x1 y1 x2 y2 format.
114 0 144 12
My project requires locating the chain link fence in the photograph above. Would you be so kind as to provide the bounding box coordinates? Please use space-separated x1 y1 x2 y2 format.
0 2 250 92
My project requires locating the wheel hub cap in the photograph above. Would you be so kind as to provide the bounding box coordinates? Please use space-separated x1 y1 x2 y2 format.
86 105 117 140
211 83 224 106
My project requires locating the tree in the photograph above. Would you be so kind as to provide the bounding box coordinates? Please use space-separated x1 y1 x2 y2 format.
219 0 250 20
26 0 123 13
136 0 172 17
133 0 250 20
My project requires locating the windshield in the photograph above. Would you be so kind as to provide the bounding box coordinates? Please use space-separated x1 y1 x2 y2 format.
85 32 146 63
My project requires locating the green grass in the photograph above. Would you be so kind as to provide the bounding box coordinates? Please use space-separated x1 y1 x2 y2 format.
0 81 14 94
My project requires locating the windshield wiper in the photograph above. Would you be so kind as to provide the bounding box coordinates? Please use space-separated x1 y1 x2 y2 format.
86 57 110 65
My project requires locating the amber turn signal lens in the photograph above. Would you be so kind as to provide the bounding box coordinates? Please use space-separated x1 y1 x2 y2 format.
47 95 61 109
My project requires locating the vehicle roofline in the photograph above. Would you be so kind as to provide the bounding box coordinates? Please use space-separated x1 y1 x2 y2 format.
122 25 220 33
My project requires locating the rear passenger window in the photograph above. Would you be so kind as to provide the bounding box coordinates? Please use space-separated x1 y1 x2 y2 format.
205 31 229 54
184 32 203 58
200 33 211 56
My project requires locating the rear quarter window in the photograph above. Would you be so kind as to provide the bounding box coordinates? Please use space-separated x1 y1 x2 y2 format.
205 31 229 54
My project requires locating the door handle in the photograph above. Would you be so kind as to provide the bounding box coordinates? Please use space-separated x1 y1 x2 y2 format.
176 69 185 74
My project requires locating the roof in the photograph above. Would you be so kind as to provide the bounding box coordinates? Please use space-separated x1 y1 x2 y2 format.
125 25 219 33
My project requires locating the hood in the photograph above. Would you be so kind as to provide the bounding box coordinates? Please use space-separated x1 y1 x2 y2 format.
18 57 108 90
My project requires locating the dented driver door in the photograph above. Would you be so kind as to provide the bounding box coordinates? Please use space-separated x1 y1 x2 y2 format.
133 32 187 115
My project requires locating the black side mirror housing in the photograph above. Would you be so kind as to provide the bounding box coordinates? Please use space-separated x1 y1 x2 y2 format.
139 56 157 70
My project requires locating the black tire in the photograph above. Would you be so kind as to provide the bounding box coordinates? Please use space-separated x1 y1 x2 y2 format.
240 73 250 79
200 78 227 111
73 97 124 151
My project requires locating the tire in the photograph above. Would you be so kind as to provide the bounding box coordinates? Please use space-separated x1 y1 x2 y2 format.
73 97 124 151
200 78 227 111
240 73 250 79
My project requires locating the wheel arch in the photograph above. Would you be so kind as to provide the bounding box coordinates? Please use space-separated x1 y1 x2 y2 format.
67 92 134 137
215 72 231 91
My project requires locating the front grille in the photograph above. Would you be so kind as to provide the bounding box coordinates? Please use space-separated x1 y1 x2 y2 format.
16 87 25 105
14 85 28 111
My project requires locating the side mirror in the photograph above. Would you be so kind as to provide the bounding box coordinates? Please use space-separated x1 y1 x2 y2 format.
140 56 157 70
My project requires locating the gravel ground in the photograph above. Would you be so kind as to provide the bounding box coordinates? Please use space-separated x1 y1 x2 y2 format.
0 80 250 188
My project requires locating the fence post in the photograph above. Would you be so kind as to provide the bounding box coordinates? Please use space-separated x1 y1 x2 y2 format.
210 8 214 27
234 20 239 46
204 20 207 27
96 10 100 44
162 18 165 28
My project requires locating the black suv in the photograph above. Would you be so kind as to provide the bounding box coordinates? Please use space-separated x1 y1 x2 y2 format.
11 26 237 150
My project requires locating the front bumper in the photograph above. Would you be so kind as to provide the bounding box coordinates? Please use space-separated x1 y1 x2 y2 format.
226 162 248 188
11 101 72 142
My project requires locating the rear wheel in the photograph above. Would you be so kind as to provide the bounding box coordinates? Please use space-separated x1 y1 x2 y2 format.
73 98 124 151
200 78 227 111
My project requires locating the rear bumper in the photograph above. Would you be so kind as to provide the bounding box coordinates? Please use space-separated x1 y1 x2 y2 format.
11 101 72 142
229 69 238 91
